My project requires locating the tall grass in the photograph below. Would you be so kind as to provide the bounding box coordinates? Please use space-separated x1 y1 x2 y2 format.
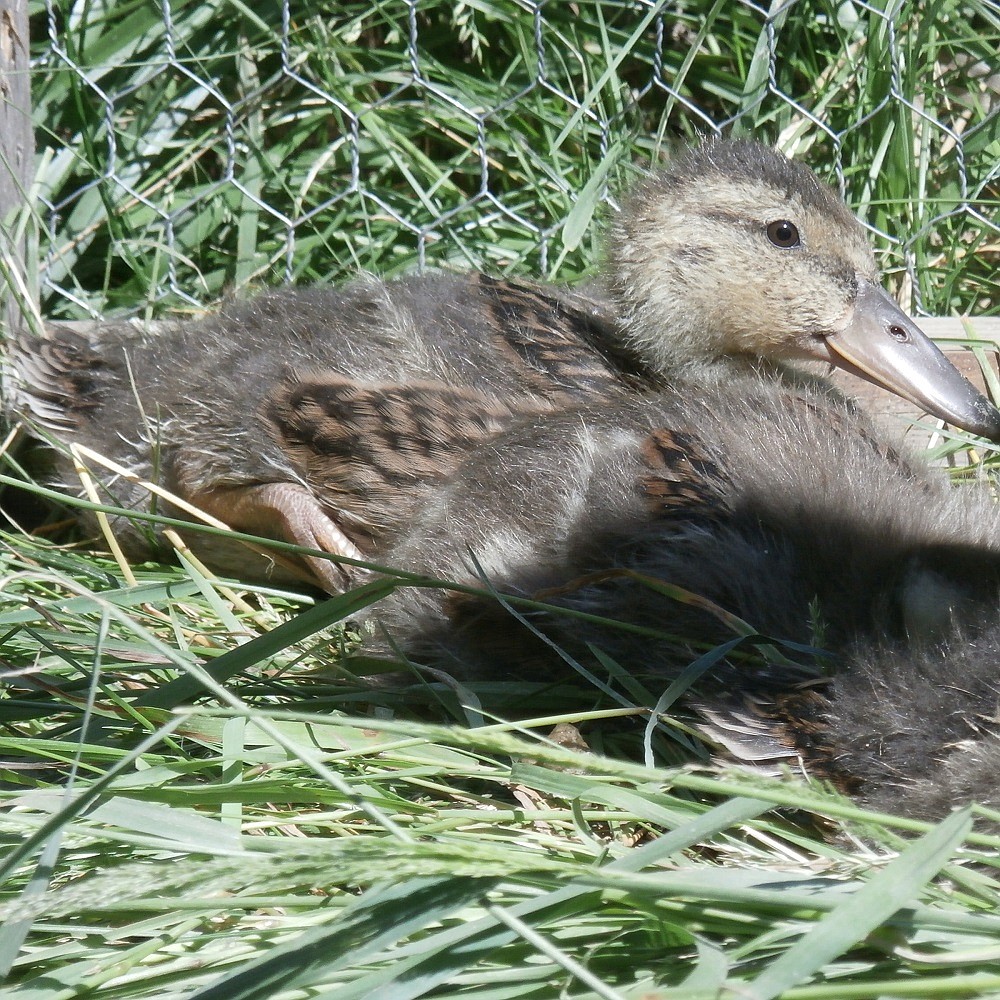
4 1 1000 997
4 532 1000 998
28 0 1000 318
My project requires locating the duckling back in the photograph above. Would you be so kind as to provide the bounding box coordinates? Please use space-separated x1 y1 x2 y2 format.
370 375 994 659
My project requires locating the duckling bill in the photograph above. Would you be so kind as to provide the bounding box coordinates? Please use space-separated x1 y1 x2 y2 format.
7 138 1000 591
807 279 1000 439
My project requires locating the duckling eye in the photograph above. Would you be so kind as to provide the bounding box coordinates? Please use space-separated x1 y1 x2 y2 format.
766 220 801 248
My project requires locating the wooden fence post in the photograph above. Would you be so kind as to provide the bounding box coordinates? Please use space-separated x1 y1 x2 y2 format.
0 0 34 338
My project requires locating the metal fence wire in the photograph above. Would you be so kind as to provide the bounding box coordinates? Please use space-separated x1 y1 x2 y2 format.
30 0 1000 320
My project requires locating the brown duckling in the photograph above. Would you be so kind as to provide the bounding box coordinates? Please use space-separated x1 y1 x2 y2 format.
8 140 999 590
360 381 1000 819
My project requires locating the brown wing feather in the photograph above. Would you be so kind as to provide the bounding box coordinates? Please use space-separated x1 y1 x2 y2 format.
475 274 657 397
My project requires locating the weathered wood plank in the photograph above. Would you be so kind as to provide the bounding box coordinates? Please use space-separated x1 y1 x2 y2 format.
0 0 33 341
914 317 1000 345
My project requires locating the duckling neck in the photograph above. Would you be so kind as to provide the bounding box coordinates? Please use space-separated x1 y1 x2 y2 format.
616 303 788 383
644 343 816 394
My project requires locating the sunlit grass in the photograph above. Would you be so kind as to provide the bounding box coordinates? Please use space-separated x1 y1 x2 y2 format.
5 466 1000 997
28 0 1000 318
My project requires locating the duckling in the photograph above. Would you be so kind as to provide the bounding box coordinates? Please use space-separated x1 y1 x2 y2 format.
8 140 999 590
359 382 1000 819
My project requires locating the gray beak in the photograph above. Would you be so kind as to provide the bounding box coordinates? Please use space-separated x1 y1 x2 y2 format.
807 280 1000 441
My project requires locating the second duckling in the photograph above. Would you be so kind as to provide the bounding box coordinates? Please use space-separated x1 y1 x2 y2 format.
360 376 1000 819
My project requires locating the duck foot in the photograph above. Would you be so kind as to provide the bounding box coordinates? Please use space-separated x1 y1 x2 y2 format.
195 482 367 592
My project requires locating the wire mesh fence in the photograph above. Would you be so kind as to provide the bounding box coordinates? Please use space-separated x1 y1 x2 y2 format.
30 0 1000 320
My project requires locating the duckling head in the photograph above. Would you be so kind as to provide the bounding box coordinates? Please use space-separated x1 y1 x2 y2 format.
609 139 1000 439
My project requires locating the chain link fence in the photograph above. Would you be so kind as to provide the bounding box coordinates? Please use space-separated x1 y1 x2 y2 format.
30 0 1000 320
